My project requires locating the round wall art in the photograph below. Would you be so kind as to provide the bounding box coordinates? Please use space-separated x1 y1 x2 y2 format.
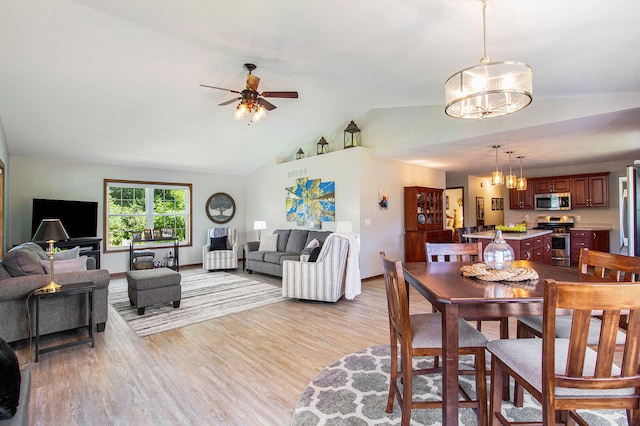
206 192 236 224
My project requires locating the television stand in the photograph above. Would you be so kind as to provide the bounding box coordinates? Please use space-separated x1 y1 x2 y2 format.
33 237 102 269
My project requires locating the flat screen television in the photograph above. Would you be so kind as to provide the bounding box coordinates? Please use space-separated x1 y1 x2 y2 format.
32 198 98 240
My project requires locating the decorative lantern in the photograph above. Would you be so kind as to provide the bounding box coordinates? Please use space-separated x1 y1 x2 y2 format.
483 230 515 270
296 148 304 160
317 137 329 155
343 120 361 149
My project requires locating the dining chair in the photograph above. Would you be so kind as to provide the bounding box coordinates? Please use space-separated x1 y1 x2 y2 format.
425 242 509 337
514 248 640 406
379 252 488 426
487 279 640 425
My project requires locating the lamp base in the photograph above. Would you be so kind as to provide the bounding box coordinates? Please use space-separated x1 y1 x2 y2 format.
41 281 62 293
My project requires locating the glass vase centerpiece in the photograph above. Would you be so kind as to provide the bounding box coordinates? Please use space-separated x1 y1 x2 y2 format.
483 230 515 270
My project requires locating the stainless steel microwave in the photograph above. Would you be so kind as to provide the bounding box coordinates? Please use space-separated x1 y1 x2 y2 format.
534 192 571 211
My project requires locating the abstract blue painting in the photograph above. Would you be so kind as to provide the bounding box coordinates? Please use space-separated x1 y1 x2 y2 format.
286 177 335 229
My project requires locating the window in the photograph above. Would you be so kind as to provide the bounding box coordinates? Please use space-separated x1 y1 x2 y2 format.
104 179 192 251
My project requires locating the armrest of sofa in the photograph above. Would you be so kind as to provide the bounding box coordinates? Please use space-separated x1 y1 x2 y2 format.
0 269 110 302
244 241 260 253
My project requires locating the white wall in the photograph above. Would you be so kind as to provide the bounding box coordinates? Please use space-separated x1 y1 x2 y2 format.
246 146 445 278
8 156 246 273
0 115 8 253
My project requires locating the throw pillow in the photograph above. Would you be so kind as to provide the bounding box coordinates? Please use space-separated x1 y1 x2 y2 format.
308 246 322 262
209 236 228 251
258 234 278 252
0 337 21 420
301 238 321 256
2 248 46 277
40 256 88 274
53 246 80 260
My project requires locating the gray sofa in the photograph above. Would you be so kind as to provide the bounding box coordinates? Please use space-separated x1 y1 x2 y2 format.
245 229 332 277
0 243 110 343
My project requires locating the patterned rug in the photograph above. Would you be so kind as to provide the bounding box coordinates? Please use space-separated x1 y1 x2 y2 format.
109 269 285 337
292 345 626 425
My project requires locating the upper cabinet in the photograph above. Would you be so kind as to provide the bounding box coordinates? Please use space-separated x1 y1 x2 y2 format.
571 173 609 208
509 185 534 210
534 177 571 193
404 186 444 231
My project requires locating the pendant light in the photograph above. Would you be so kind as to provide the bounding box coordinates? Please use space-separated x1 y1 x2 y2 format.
505 151 517 189
444 0 533 120
491 145 503 186
516 155 527 191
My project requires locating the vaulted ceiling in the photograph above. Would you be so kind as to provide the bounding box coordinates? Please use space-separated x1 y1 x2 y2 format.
1 0 639 177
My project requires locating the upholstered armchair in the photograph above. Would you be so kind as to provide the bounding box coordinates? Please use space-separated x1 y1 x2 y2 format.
202 228 238 270
282 234 350 302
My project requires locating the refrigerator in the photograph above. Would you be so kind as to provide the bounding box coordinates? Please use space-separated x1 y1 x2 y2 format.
620 160 640 257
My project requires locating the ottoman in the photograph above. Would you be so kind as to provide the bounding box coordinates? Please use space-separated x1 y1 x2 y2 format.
126 268 182 315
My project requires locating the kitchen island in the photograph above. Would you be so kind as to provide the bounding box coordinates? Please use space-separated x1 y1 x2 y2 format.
462 229 553 263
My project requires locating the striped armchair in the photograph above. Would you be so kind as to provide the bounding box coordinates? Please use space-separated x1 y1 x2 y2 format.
202 228 238 271
282 234 349 302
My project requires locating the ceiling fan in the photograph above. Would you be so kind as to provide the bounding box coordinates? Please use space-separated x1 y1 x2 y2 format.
200 63 298 122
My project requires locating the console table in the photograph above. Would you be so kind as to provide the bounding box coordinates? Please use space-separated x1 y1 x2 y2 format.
34 237 102 269
129 238 179 272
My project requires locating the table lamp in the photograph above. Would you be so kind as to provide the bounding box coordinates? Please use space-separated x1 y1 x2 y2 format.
253 221 267 240
32 218 70 292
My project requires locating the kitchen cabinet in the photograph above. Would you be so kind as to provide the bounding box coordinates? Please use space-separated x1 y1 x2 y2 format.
571 174 609 208
532 234 552 264
508 185 534 210
534 177 571 193
569 229 610 266
475 230 552 264
404 186 450 261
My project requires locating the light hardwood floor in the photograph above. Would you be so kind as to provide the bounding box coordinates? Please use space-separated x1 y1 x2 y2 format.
11 265 503 426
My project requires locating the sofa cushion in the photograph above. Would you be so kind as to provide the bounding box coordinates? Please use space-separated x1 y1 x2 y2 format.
258 234 278 252
247 251 266 262
2 248 45 277
263 252 299 265
0 263 11 281
273 229 291 252
53 246 80 260
306 231 332 247
285 230 309 254
41 256 88 274
308 246 322 262
0 337 21 420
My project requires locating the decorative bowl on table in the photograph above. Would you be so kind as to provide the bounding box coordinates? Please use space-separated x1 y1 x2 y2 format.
495 224 527 233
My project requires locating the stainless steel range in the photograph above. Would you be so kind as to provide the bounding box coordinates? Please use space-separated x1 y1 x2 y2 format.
534 215 575 267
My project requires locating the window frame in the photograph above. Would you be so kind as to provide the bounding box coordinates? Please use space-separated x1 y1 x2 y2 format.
103 179 193 253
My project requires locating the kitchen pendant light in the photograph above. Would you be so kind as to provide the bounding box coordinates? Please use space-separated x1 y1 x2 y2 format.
444 0 533 120
505 151 517 189
491 145 503 186
516 155 527 191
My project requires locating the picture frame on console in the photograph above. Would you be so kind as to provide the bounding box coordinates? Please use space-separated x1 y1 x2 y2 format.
153 229 162 239
143 229 152 240
132 231 142 241
161 228 174 238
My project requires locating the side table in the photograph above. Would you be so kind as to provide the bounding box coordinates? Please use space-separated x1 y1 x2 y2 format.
33 282 96 362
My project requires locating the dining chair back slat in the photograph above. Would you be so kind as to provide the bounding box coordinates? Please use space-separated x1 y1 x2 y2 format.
426 242 482 263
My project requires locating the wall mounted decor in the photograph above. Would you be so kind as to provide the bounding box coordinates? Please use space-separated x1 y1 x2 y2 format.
286 177 335 229
206 192 236 224
378 189 389 210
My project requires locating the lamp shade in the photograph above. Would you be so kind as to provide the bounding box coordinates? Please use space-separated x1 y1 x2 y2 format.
32 218 69 242
253 220 267 231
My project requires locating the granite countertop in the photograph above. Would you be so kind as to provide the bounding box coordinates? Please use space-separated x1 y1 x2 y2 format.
462 229 552 240
571 226 612 231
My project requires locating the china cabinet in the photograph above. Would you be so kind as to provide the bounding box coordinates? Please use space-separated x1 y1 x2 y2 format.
404 186 450 261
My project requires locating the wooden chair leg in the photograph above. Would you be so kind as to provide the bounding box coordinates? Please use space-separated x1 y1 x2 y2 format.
489 357 504 425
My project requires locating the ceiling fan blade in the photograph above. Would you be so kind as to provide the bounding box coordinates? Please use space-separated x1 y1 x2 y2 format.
261 91 299 98
218 97 241 106
258 98 277 111
246 75 260 92
200 84 241 94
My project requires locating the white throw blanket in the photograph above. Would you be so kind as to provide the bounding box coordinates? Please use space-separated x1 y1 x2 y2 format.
331 232 361 300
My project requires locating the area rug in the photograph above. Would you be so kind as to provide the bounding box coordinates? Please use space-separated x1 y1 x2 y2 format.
109 270 286 337
291 345 626 425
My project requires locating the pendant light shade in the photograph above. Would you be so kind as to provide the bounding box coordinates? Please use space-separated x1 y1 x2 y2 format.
445 0 532 119
491 145 503 186
505 151 517 189
516 155 527 191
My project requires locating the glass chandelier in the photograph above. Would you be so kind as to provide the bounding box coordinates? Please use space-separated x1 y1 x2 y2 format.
445 0 533 119
491 145 503 186
505 151 517 189
516 155 528 191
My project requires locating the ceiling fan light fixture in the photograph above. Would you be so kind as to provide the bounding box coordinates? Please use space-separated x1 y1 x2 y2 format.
444 0 533 119
252 104 267 122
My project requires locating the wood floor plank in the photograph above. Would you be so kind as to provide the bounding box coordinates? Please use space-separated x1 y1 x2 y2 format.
11 266 493 425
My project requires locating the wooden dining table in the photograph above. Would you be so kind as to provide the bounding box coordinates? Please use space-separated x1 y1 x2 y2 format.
402 260 584 425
